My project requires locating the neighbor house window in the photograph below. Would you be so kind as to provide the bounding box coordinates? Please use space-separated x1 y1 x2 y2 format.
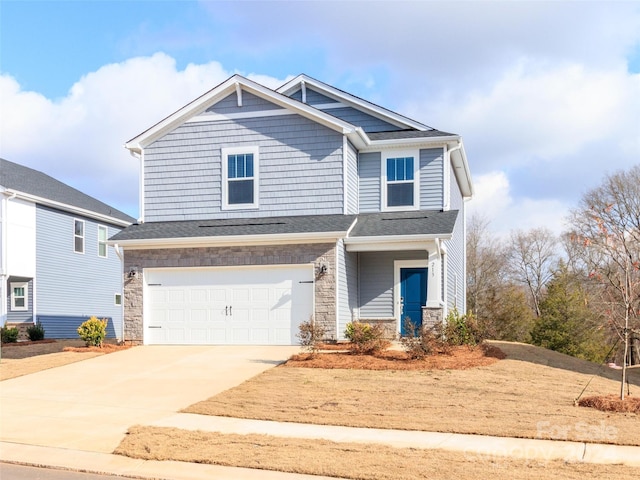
10 282 28 311
384 154 418 209
98 225 108 258
74 219 85 253
222 146 259 209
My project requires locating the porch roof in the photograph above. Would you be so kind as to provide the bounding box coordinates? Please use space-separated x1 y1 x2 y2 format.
350 210 458 237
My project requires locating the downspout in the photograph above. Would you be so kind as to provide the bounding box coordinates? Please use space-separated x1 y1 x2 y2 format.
129 150 144 223
0 191 16 328
444 143 462 211
114 243 125 342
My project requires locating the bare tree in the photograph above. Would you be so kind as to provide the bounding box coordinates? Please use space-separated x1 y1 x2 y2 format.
567 165 640 400
508 228 558 317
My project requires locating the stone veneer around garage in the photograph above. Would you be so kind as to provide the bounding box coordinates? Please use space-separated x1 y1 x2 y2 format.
122 243 336 344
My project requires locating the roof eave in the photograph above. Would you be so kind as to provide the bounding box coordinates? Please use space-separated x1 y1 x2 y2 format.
344 233 452 252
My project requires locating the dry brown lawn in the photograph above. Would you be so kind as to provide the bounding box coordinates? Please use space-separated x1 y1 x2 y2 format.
0 339 129 381
116 426 640 480
185 341 640 445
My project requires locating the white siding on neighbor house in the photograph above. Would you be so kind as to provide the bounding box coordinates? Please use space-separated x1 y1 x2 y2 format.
6 278 33 324
35 205 124 338
358 251 428 318
444 162 465 313
6 197 36 277
358 152 381 212
143 113 345 222
336 240 359 340
420 148 444 210
346 141 359 214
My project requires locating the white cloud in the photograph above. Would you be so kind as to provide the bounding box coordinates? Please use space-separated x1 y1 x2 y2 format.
0 53 290 217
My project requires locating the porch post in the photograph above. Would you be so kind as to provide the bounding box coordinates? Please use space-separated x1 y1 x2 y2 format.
426 243 442 308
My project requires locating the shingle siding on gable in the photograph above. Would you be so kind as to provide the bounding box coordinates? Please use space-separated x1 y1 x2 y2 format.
445 163 465 312
206 91 282 115
35 205 123 338
144 114 345 221
358 152 381 212
420 148 444 210
346 141 359 214
288 88 336 105
323 107 402 133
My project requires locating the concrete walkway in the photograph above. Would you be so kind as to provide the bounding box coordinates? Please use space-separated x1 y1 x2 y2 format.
1 345 639 479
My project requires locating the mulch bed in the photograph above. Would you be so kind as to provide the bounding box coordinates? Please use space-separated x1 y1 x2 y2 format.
1 339 57 347
63 344 132 353
285 344 505 370
578 394 640 413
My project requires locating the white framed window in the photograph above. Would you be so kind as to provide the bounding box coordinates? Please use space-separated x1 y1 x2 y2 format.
222 146 259 210
10 282 28 311
98 225 108 258
381 150 419 211
74 219 85 253
115 293 122 305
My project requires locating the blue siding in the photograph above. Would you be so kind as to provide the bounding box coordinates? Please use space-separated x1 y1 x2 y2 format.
35 206 124 339
336 240 359 340
420 148 444 210
346 141 358 214
445 162 465 312
322 107 402 133
6 278 33 323
358 251 427 318
37 315 116 339
358 152 381 212
206 91 282 115
144 114 345 221
288 88 336 105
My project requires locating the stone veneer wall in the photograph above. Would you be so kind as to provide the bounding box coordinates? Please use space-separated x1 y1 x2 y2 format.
123 243 336 344
358 318 397 340
422 307 443 329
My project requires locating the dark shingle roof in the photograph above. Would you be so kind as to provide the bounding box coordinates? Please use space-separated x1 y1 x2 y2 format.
110 214 358 241
0 158 135 224
367 130 458 141
351 210 458 237
111 210 458 242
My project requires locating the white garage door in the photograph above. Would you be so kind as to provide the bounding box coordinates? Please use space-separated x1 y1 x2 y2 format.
144 265 314 345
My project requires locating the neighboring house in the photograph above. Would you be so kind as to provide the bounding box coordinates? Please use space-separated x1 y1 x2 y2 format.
111 74 473 345
1 158 135 340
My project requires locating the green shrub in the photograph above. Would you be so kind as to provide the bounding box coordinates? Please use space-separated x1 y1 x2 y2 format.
1 326 19 343
27 321 45 341
344 321 389 354
440 308 485 347
297 317 326 356
77 316 108 347
400 318 439 360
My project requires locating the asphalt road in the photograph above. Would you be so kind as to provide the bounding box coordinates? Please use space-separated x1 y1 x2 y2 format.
0 463 139 480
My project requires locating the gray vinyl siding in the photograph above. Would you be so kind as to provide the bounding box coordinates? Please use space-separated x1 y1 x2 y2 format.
36 314 116 339
206 91 282 115
346 141 359 214
358 152 381 213
35 205 123 339
336 240 359 340
420 148 444 210
444 163 465 312
288 88 336 105
6 278 33 323
144 114 344 221
322 107 402 133
358 251 428 318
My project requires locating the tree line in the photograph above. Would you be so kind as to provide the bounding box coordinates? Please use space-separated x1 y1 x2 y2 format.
467 165 640 396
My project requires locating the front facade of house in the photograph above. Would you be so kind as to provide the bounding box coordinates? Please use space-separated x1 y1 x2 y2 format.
112 75 473 345
1 159 135 340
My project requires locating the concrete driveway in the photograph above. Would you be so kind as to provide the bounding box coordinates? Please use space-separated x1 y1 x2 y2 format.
0 345 297 453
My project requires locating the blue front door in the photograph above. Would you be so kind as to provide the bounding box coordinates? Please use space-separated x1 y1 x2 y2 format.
400 268 427 336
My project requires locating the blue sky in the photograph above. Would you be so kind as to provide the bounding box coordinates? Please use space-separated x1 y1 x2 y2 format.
1 0 639 235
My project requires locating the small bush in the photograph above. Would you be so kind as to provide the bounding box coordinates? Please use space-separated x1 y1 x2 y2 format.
1 326 19 343
77 316 108 347
440 309 485 347
27 321 45 341
297 317 326 356
344 321 389 354
400 318 439 360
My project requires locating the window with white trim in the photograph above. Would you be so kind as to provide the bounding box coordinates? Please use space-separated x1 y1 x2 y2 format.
74 219 84 253
222 146 259 209
10 282 28 311
115 293 122 305
382 151 419 210
98 225 108 258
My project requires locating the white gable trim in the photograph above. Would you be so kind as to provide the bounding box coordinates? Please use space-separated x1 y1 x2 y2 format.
125 75 357 153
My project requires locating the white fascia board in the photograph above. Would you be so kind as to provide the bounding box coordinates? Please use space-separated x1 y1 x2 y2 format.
359 135 461 153
125 75 356 153
109 231 348 250
344 234 452 252
2 189 132 227
450 141 474 198
277 75 430 131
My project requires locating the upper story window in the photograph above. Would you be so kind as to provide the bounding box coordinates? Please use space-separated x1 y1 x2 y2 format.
222 146 259 210
10 282 28 311
98 225 108 258
383 151 419 210
74 219 85 253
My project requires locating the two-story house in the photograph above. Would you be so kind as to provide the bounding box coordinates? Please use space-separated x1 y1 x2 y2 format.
1 158 135 340
111 74 473 345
